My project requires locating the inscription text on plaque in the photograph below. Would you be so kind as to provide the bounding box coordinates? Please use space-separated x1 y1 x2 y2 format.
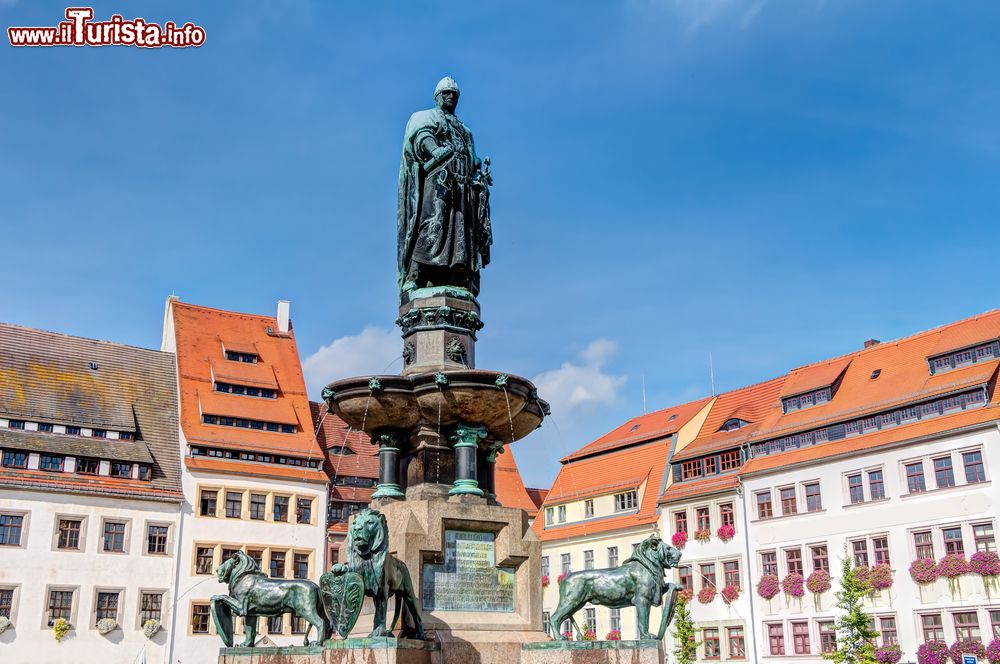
422 530 515 612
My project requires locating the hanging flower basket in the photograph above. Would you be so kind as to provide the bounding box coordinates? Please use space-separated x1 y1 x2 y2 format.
970 551 1000 577
720 584 740 604
756 574 780 600
143 619 161 639
582 629 597 641
717 524 735 542
671 531 688 549
949 639 986 664
97 618 118 636
937 554 970 579
782 572 805 598
854 564 872 589
697 586 717 604
557 572 569 583
52 618 71 643
806 569 831 594
606 629 622 641
910 558 939 585
678 588 694 603
985 638 1000 664
917 641 950 664
868 563 894 591
541 575 550 587
694 528 711 543
876 643 903 664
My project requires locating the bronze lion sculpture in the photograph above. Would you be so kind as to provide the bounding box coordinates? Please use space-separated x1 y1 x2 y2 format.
332 508 424 639
210 551 328 647
549 533 681 640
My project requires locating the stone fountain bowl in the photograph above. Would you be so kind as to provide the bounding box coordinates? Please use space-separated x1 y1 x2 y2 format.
323 369 544 443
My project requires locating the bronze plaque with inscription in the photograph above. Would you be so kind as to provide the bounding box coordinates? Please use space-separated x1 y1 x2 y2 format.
422 530 516 612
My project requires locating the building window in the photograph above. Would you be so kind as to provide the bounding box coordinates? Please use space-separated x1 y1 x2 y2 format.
819 621 837 653
915 530 935 559
974 523 996 552
943 526 965 555
48 589 74 625
247 549 263 568
681 459 702 480
678 566 692 591
697 507 710 531
103 521 126 552
0 514 24 546
610 608 621 633
700 563 716 590
296 498 313 524
723 560 741 588
583 550 594 570
760 551 777 577
705 456 718 474
584 500 594 518
614 491 637 512
293 553 309 579
847 474 864 504
40 454 64 471
866 470 884 500
872 536 890 565
268 614 284 634
270 551 286 578
607 546 618 568
0 588 12 619
811 544 829 573
273 496 290 522
768 623 785 656
541 557 549 578
2 451 27 468
951 613 982 642
250 494 266 520
991 610 1000 640
922 614 944 642
110 462 132 478
674 511 688 534
95 591 119 624
851 539 869 567
934 457 956 488
879 617 897 645
584 608 596 634
964 451 986 483
558 505 566 522
225 350 258 363
225 492 243 519
191 603 211 634
57 519 82 550
147 525 168 555
756 491 773 519
804 483 822 512
195 547 214 574
906 462 926 493
71 457 97 475
542 612 551 636
199 490 217 517
92 429 107 438
291 616 307 634
792 621 810 655
561 553 571 574
704 628 720 659
728 626 746 659
786 548 803 576
780 487 797 515
720 450 741 471
720 503 734 527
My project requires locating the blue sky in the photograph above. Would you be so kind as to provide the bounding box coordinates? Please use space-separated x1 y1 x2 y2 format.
2 1 999 488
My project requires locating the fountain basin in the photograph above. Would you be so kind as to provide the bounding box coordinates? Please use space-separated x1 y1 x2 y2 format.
324 369 547 444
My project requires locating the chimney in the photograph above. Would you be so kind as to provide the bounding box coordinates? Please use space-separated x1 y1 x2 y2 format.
277 300 290 334
864 338 880 349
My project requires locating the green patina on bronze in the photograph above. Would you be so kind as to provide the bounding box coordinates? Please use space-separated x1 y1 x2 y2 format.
210 551 329 647
397 76 493 301
549 533 682 641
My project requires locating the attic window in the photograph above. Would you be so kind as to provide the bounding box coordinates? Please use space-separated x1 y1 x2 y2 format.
668 414 678 421
720 418 749 432
782 387 832 413
225 350 258 364
870 369 881 380
328 446 354 456
928 341 998 375
630 424 640 432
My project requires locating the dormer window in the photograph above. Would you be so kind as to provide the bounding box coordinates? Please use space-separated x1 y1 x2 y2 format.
225 350 258 364
928 341 998 374
215 382 277 399
328 446 354 456
630 424 640 432
721 418 749 432
782 387 832 413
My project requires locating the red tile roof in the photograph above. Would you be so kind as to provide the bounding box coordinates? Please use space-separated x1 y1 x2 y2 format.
658 473 740 504
525 487 548 509
171 301 325 465
310 402 379 482
184 456 327 483
495 446 544 515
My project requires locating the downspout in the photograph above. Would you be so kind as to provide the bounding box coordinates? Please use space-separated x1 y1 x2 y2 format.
738 476 759 664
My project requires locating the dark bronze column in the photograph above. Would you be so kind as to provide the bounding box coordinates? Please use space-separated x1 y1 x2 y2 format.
372 429 405 499
448 423 487 496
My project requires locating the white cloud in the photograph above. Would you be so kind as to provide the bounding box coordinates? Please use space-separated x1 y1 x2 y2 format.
532 340 627 418
302 326 400 397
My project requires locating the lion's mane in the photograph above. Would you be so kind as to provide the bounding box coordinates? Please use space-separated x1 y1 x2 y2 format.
347 509 388 594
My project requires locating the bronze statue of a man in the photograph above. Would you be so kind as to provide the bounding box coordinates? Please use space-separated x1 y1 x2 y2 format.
397 76 492 300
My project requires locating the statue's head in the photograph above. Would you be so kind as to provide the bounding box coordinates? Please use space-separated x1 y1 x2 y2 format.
348 508 388 560
434 76 460 114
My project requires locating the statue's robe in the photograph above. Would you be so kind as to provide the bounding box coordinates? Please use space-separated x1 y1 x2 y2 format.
397 107 486 294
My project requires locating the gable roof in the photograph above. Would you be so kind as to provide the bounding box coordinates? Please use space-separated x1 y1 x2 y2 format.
0 323 182 498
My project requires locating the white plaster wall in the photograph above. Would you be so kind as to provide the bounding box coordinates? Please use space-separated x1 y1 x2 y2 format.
0 488 180 664
741 423 1000 664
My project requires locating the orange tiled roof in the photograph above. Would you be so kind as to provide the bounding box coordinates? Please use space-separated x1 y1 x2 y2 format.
525 487 548 509
780 357 851 398
171 301 325 465
658 473 740 504
185 456 327 483
310 402 379 481
561 397 712 462
495 446 542 515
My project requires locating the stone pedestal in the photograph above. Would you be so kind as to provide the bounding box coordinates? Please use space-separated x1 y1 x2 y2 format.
397 288 482 375
218 637 438 664
521 641 664 664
